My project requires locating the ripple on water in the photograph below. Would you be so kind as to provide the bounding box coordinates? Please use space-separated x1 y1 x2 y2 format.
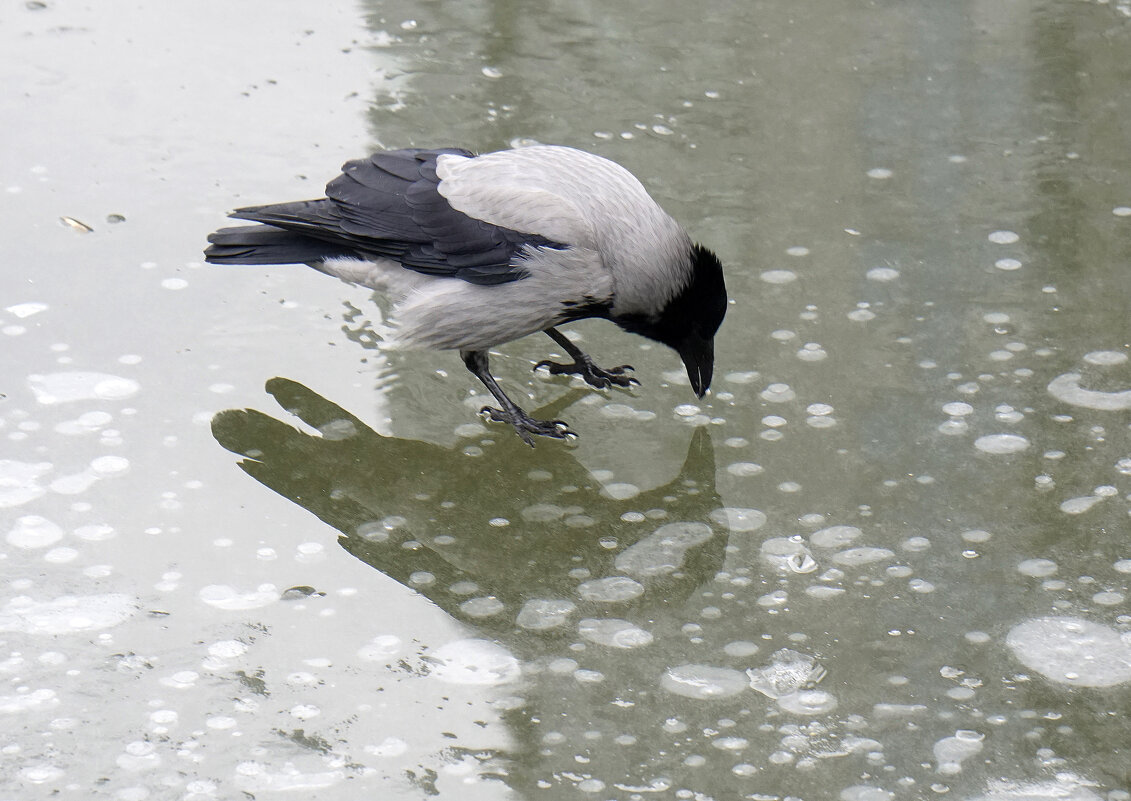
1006 616 1131 687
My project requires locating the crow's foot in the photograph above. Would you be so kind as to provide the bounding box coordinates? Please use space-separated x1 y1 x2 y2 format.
534 356 639 390
480 406 576 447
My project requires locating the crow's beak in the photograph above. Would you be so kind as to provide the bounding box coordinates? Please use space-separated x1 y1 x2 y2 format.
678 335 714 399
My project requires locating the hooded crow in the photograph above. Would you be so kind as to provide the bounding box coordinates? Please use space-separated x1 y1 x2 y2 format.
205 145 726 445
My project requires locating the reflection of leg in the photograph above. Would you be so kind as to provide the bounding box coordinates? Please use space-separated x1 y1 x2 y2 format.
535 328 639 389
461 350 575 446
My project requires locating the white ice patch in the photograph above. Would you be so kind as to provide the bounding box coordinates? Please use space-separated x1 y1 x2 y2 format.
614 522 713 577
0 460 52 508
974 434 1029 454
430 639 520 685
971 776 1104 801
198 584 280 610
708 507 767 532
576 577 644 603
0 594 136 634
357 634 403 661
777 688 838 715
28 372 140 404
1082 350 1127 366
1047 372 1131 411
760 538 817 573
234 762 345 793
516 599 576 630
832 547 894 566
578 618 653 649
933 729 984 775
5 301 48 319
1006 616 1131 687
660 664 748 699
6 515 63 549
866 267 900 282
809 525 863 549
747 649 826 699
760 269 797 284
0 688 59 714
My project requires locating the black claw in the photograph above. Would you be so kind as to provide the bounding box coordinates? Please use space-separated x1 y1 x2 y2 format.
479 406 576 446
534 358 639 390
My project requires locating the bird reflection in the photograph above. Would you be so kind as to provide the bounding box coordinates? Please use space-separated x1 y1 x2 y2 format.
212 377 722 645
212 377 732 796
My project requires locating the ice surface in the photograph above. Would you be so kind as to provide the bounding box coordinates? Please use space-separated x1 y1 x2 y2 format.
429 639 520 685
27 372 139 404
0 594 136 634
1006 617 1131 687
661 664 748 699
614 522 713 577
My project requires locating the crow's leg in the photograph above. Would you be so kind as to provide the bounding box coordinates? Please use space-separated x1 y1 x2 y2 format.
534 328 639 389
461 349 575 446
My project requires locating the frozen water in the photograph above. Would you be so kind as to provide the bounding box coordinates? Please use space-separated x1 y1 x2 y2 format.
429 639 520 685
934 729 984 775
708 506 767 532
198 584 280 610
747 649 826 699
6 514 64 548
578 618 653 648
974 434 1029 454
1047 372 1131 411
516 598 576 629
27 372 140 404
1006 617 1131 687
832 547 894 566
0 460 52 508
0 594 135 634
810 525 862 548
576 577 644 602
866 266 900 282
661 664 748 699
614 522 713 576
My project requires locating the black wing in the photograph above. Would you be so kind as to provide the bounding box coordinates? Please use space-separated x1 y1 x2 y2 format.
204 148 563 286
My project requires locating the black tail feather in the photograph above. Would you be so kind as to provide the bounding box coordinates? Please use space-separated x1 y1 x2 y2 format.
204 225 355 266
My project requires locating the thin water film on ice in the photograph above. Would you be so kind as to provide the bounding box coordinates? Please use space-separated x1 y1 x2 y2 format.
1 0 1130 799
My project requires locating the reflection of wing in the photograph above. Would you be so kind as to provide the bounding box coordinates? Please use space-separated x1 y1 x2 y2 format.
211 378 722 631
205 148 565 285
